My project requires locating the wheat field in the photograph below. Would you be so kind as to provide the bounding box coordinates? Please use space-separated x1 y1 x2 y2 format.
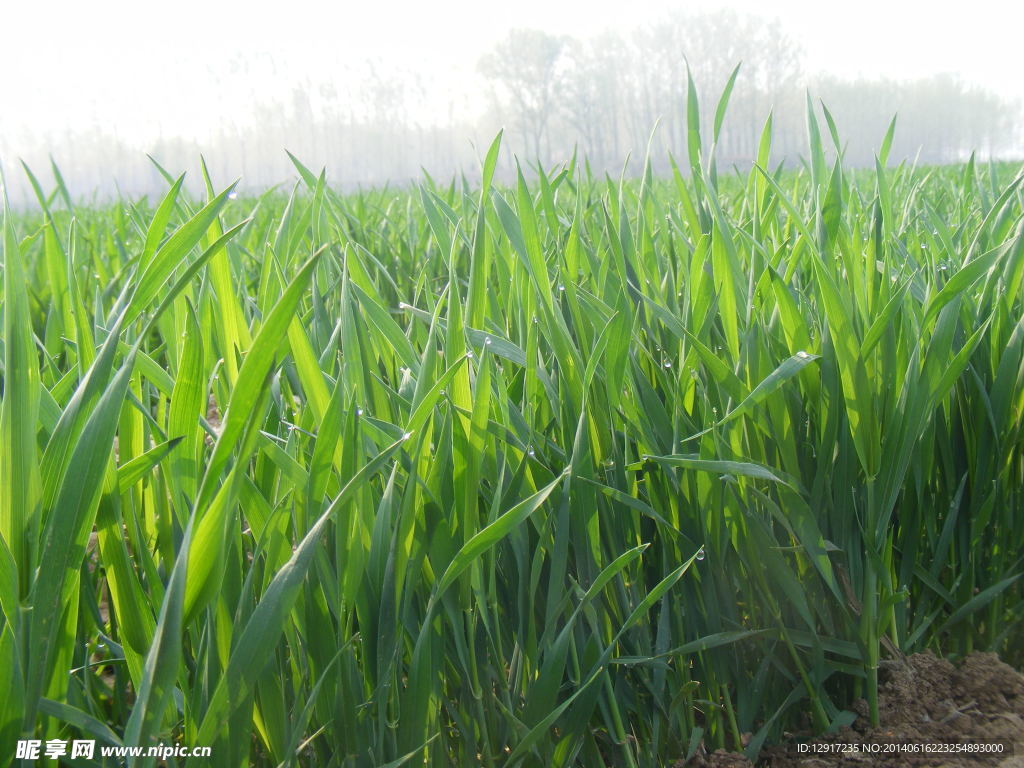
1 85 1022 766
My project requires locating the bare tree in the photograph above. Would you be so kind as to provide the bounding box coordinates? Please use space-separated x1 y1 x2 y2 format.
558 34 626 165
478 29 568 161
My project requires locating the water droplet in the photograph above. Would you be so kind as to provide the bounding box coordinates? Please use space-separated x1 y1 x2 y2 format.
484 337 492 345
398 302 408 309
796 350 809 359
558 284 565 292
403 431 413 440
356 408 364 416
663 361 672 369
466 351 474 359
439 389 446 396
696 547 706 561
527 447 535 457
228 192 238 200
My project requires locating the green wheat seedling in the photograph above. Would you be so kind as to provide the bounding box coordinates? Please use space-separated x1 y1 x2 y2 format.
0 78 1021 768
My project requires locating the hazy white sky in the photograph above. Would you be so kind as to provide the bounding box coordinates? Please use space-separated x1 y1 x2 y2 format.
3 0 1021 151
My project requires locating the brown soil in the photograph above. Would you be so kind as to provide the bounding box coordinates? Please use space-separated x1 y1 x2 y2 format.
685 652 1024 768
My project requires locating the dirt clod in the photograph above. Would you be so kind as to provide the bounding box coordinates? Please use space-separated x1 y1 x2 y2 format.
762 652 1024 768
678 652 1024 768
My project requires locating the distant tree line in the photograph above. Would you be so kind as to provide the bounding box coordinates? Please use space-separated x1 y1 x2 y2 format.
478 13 1015 172
3 10 1019 205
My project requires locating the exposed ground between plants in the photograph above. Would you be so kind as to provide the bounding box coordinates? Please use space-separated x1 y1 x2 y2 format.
685 652 1024 768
